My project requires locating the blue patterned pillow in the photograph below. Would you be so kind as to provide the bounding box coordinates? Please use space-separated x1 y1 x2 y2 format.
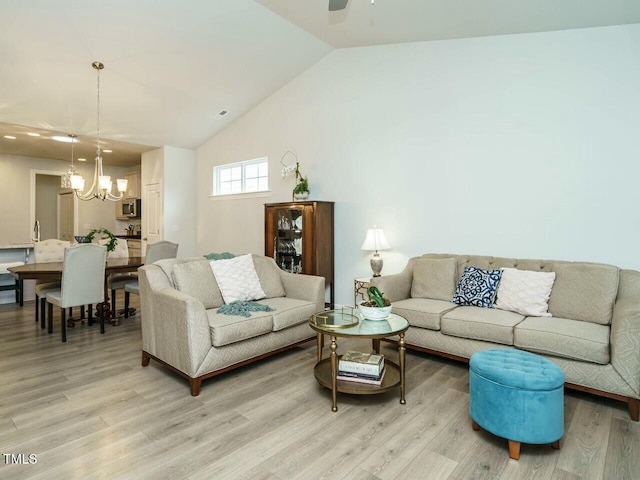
451 267 503 308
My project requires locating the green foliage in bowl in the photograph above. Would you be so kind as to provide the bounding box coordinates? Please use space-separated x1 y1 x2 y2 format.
359 286 392 320
360 286 391 308
85 228 118 252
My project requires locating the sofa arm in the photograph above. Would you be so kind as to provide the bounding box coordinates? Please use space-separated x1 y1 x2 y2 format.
610 269 640 397
370 268 413 303
140 268 211 378
280 271 325 311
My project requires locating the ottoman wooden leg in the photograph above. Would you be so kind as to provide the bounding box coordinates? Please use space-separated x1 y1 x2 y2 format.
508 440 521 460
551 440 560 450
472 420 481 431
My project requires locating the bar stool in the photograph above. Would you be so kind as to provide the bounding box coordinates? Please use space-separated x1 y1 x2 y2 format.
0 262 24 305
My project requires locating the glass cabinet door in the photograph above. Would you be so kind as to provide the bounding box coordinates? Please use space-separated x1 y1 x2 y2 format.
265 200 334 308
272 207 304 273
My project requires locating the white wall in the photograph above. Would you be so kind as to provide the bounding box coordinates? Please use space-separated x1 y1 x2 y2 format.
164 146 197 257
141 146 197 257
196 24 640 307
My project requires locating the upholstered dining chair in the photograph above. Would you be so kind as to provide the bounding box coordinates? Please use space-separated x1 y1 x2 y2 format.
46 244 107 342
33 239 70 328
103 238 137 315
123 240 179 318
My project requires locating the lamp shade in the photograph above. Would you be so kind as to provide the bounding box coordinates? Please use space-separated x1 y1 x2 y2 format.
361 227 390 252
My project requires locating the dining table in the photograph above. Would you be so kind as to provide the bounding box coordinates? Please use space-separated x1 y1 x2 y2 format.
8 256 144 326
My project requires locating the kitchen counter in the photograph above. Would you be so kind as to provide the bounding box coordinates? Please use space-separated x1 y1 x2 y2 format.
0 243 33 265
0 243 34 250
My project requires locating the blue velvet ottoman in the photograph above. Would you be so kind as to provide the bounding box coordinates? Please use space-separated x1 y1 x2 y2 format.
469 349 565 460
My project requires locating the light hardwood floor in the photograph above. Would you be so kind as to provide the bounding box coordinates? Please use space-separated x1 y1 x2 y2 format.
1 299 638 480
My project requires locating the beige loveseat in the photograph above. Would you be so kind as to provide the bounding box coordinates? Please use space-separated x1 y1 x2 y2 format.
371 253 640 421
138 255 324 395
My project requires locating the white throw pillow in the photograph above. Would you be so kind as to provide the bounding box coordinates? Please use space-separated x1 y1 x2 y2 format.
495 267 556 317
209 254 266 304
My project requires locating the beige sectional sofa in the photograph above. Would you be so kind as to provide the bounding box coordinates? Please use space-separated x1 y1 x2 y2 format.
138 255 324 395
371 253 640 421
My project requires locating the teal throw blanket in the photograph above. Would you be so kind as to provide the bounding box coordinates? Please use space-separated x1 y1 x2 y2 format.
204 252 236 260
217 301 274 318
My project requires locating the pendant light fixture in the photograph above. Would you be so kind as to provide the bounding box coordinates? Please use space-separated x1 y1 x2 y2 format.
71 61 127 201
61 134 78 188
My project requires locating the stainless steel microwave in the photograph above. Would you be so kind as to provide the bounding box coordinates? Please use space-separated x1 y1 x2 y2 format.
120 198 141 218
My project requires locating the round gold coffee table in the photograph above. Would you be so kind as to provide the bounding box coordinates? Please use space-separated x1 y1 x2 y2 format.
309 308 409 412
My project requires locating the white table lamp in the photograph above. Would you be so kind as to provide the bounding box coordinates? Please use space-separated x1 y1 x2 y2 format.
361 226 390 277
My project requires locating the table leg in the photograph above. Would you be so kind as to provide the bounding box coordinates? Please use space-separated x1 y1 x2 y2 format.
101 278 123 326
372 339 380 354
330 335 338 412
399 332 406 405
316 333 323 363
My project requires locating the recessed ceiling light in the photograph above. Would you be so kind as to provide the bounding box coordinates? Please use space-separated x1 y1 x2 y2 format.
51 135 77 143
3 135 16 139
103 149 112 153
27 132 40 137
77 158 87 162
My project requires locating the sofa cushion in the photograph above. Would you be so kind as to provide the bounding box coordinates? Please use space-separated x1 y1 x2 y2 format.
206 309 274 347
251 255 286 299
547 263 618 325
210 254 266 304
452 267 502 308
514 317 610 365
495 268 555 317
393 298 458 330
441 306 525 345
258 297 318 331
154 257 205 287
411 257 458 301
172 259 223 309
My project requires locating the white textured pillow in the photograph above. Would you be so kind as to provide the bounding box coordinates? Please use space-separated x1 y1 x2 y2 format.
495 268 556 317
209 254 266 304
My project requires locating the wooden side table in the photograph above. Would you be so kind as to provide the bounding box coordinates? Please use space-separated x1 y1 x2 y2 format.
354 276 371 306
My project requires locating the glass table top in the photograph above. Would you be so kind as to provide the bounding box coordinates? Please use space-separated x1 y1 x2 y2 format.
310 307 409 337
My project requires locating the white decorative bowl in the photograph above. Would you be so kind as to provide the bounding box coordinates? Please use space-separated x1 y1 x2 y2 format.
358 303 392 321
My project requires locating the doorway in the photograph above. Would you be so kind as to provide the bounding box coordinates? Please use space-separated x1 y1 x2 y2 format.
143 182 162 254
31 171 78 242
58 192 74 242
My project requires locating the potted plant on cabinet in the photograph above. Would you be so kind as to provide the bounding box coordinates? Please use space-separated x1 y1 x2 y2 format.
292 162 309 201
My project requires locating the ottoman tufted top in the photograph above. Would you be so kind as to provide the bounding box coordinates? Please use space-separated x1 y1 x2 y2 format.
470 349 564 391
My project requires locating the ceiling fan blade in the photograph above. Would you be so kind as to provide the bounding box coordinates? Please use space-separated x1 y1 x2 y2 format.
328 0 348 11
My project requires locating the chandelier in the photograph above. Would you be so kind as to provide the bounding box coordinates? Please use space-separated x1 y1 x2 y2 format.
60 134 78 188
71 61 127 201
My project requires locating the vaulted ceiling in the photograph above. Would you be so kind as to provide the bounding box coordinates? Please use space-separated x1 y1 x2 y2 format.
1 0 639 166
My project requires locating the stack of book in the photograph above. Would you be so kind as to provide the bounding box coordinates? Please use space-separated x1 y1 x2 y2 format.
337 351 385 385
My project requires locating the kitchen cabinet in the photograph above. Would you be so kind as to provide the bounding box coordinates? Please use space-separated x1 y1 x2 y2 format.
265 201 334 308
125 172 140 199
127 239 142 257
